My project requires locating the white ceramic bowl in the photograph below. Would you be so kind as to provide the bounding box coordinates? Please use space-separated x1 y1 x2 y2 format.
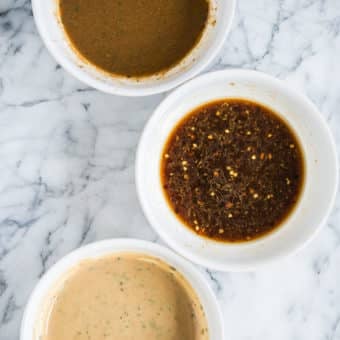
21 239 223 340
32 0 235 96
136 69 339 271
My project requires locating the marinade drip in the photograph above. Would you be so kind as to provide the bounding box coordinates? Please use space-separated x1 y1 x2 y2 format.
161 99 305 242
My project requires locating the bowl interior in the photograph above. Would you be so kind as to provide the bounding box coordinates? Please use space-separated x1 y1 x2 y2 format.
21 240 223 340
136 70 338 271
32 0 235 95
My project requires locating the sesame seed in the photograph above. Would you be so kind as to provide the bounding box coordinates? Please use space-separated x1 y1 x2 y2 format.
164 154 170 159
251 155 257 160
218 228 224 234
192 143 198 149
246 131 252 135
207 134 213 140
210 192 215 197
182 160 188 165
225 129 230 134
228 213 233 218
183 166 187 171
195 226 200 231
184 174 189 180
229 170 238 177
253 193 259 199
290 144 295 149
268 153 272 160
267 133 273 138
216 111 221 116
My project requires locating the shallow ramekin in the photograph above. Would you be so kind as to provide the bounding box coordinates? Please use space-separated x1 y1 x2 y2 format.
21 239 223 340
31 0 235 96
136 69 339 271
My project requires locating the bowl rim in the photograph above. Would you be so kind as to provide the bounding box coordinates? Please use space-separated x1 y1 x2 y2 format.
20 239 224 340
135 69 339 271
31 0 236 97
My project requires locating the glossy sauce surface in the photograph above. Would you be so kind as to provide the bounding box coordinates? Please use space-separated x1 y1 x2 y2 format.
161 99 305 242
58 0 209 77
37 253 208 340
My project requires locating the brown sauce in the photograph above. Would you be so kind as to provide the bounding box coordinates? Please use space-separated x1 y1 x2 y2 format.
58 0 210 77
161 99 305 242
37 253 209 340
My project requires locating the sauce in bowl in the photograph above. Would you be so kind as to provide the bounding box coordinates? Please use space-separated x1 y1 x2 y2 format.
36 253 209 340
161 98 305 242
58 0 210 77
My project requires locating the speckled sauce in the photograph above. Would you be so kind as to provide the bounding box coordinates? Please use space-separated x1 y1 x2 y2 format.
36 253 209 340
161 99 305 242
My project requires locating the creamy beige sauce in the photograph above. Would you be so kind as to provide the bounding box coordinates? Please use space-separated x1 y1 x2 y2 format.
37 253 209 340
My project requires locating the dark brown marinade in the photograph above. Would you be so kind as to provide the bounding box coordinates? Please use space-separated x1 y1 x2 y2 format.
161 99 305 243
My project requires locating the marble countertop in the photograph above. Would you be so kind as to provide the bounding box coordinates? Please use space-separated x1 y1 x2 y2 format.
0 0 340 339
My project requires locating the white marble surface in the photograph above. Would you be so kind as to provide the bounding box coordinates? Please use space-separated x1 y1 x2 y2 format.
0 0 340 339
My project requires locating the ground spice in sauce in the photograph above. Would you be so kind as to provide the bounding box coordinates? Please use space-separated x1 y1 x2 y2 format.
161 99 305 242
58 0 209 77
38 254 209 340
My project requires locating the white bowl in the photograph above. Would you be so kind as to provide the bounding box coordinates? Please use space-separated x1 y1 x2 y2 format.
31 0 235 96
21 239 223 340
136 69 339 271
